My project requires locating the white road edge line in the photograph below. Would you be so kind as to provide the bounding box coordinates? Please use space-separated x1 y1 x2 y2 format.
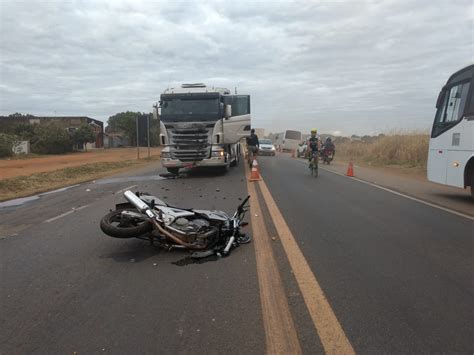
115 185 137 195
44 204 90 223
319 166 474 221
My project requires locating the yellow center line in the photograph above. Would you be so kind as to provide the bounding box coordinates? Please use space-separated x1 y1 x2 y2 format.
245 166 302 354
257 176 355 355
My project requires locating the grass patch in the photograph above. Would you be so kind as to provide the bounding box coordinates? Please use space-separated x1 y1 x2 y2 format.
0 160 150 201
336 133 429 171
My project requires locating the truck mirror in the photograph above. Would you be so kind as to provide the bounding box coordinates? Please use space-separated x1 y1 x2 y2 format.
225 105 232 119
152 104 160 120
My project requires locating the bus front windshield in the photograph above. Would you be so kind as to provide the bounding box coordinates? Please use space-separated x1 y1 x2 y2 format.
285 130 302 140
161 98 220 122
432 81 470 137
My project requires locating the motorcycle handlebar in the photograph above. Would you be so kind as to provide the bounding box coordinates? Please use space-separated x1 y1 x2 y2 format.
238 195 250 211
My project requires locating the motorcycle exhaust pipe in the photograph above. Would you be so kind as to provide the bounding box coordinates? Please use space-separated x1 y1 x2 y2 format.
124 191 151 214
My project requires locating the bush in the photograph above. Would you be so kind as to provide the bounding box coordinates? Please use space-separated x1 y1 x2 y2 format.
30 124 73 154
0 133 18 158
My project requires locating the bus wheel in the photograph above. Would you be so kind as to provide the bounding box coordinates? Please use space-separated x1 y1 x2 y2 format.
471 173 474 199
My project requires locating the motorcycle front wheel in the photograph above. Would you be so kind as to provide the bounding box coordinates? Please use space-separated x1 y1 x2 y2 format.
100 208 152 238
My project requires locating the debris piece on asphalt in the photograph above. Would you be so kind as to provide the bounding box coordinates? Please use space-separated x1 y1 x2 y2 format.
216 188 220 192
130 258 135 263
153 263 157 266
86 189 91 192
271 237 276 241
254 214 259 217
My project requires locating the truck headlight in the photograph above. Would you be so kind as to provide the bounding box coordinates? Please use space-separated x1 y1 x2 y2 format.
161 151 171 158
211 150 225 157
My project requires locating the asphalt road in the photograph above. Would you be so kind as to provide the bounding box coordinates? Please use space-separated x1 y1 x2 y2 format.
1 155 473 353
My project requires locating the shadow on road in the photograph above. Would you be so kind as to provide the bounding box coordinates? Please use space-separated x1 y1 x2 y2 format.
99 241 161 263
159 167 231 180
430 192 473 204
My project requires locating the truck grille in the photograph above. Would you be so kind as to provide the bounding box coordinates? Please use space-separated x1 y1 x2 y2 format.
170 127 211 162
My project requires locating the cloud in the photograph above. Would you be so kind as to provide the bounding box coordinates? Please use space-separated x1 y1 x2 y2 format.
0 0 472 135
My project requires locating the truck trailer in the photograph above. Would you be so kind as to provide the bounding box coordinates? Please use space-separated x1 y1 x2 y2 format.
155 84 251 175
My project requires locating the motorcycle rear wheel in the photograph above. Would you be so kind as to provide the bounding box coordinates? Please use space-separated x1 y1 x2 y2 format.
100 208 152 238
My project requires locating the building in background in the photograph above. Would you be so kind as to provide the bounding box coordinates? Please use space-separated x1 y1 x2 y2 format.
0 115 104 149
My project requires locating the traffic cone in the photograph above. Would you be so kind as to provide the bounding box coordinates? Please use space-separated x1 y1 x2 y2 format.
249 159 261 181
346 161 355 177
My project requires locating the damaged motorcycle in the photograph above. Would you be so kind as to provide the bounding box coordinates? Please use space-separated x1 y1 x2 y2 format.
100 191 251 258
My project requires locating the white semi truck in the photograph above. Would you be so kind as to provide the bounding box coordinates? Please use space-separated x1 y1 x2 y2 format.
154 83 251 175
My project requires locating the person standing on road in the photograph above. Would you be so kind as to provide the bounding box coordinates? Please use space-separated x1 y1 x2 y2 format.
246 128 260 165
306 128 321 162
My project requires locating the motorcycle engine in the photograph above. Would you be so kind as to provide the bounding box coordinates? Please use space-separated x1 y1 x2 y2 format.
168 217 217 247
170 217 210 234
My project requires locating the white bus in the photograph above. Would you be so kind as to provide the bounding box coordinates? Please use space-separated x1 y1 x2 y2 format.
427 64 474 197
274 130 302 152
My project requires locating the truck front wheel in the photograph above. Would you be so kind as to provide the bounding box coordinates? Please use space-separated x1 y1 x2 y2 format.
167 167 180 175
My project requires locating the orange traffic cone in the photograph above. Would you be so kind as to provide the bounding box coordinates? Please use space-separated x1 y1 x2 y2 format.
346 161 355 177
249 159 261 181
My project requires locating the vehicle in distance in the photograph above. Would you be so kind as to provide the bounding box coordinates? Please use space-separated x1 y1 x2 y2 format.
297 141 307 157
274 130 302 152
427 65 474 197
258 139 276 156
155 83 251 175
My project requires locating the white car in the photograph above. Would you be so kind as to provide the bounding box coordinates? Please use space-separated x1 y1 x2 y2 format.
297 142 307 157
258 139 276 156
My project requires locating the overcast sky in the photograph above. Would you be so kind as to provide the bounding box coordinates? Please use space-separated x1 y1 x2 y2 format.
0 0 472 136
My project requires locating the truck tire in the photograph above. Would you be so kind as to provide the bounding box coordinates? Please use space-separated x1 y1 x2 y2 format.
230 154 238 167
100 209 152 238
167 167 180 175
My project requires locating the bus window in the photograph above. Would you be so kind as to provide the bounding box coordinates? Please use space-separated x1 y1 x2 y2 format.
432 81 470 137
285 130 302 140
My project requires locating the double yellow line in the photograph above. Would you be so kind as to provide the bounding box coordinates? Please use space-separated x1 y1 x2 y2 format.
246 166 354 354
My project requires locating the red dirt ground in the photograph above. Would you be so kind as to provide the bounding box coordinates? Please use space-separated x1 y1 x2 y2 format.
0 147 162 180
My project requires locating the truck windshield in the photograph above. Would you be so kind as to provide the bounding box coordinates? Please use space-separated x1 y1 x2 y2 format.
161 98 220 122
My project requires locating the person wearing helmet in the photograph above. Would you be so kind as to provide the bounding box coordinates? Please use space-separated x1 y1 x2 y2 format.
322 137 335 153
306 129 321 162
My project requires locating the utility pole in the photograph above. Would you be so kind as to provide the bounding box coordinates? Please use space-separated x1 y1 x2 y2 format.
136 116 140 160
147 114 151 159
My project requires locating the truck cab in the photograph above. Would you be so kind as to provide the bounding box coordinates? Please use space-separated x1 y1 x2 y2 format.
155 84 251 175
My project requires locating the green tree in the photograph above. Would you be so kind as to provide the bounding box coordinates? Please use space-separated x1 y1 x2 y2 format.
0 133 17 158
107 111 141 145
72 124 95 151
14 124 35 140
30 123 73 154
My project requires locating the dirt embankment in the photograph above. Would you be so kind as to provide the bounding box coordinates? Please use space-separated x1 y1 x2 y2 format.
0 147 161 180
0 148 162 201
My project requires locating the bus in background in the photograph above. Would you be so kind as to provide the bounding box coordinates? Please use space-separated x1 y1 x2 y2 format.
274 130 302 152
427 64 474 197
